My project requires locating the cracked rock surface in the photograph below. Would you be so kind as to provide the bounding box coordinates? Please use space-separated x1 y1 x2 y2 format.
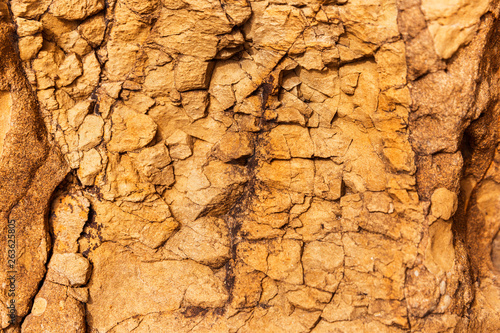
0 0 499 332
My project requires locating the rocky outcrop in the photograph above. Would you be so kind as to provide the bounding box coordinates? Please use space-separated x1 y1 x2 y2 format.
0 0 499 332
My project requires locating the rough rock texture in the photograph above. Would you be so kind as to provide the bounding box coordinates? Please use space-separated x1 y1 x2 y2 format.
0 2 69 329
0 0 499 332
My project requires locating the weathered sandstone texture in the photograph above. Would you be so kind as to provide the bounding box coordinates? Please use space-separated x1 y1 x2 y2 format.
0 0 499 332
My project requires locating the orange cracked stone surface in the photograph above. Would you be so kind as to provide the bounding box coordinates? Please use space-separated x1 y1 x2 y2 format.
0 0 498 332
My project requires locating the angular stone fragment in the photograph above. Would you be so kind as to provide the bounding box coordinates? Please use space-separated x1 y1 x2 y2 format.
100 82 122 99
252 5 307 51
298 67 339 98
57 30 92 56
139 220 180 249
340 72 360 95
68 287 89 303
286 286 332 311
78 114 104 150
237 241 268 274
310 127 348 158
100 153 156 201
314 160 343 201
15 18 42 37
211 84 237 110
302 239 344 292
213 131 253 162
67 52 101 97
375 41 407 90
37 88 59 112
108 106 157 152
277 90 312 125
122 80 141 91
67 100 93 129
175 56 214 92
78 13 106 47
267 239 303 285
421 0 489 59
211 60 247 87
122 91 155 114
152 5 230 58
81 193 177 249
221 0 252 25
40 13 79 40
11 0 52 19
230 263 266 309
321 292 357 323
181 90 209 120
32 50 58 89
365 192 394 214
217 29 245 59
297 199 341 241
129 142 174 186
185 160 248 215
166 129 193 160
383 147 414 172
77 148 102 186
294 49 325 71
18 34 43 60
57 53 83 87
47 253 92 287
50 0 104 20
264 125 314 159
167 216 230 268
257 159 314 197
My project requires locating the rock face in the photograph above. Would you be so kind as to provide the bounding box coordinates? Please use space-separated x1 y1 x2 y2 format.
0 0 499 332
0 2 69 329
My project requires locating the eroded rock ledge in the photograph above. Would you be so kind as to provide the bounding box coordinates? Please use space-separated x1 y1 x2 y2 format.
0 0 498 332
0 2 69 330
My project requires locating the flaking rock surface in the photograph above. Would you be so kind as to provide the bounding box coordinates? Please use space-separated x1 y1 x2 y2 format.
0 0 499 332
